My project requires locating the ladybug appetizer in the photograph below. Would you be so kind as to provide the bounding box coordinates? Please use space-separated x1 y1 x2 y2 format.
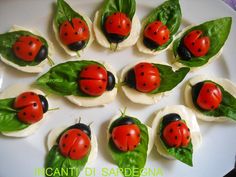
152 105 202 166
108 113 153 177
121 60 189 104
0 84 50 137
0 25 53 73
185 75 236 122
137 0 181 55
54 0 93 56
46 121 98 176
36 60 117 107
78 64 115 96
93 0 140 50
173 17 231 69
177 30 210 60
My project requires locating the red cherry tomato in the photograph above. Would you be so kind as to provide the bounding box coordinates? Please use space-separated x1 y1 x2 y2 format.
112 124 140 152
78 64 107 96
197 82 222 110
144 20 170 46
162 121 190 148
12 36 43 61
134 62 161 93
59 129 91 160
183 30 210 57
59 18 90 45
14 92 44 124
105 12 131 36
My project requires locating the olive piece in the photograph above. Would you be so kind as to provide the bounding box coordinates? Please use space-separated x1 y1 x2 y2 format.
68 41 86 51
125 69 136 89
112 116 135 127
35 45 48 62
106 71 116 91
38 94 48 113
177 42 192 60
162 113 181 128
143 36 159 50
105 33 126 43
191 81 204 103
69 123 91 139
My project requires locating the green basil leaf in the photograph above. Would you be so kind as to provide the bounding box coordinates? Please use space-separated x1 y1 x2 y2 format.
0 98 29 132
159 120 193 166
45 145 89 177
54 0 86 29
192 81 236 121
150 64 190 94
36 60 104 97
142 0 181 51
100 0 136 34
0 31 48 66
108 116 148 177
173 17 232 67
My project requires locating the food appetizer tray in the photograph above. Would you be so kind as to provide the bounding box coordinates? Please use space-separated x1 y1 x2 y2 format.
0 0 235 177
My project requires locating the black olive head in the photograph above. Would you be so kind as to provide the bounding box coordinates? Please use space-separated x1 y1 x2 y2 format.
162 113 181 127
38 94 48 113
125 69 136 89
69 123 91 139
35 45 48 62
106 71 116 91
113 116 135 127
143 36 159 50
68 41 86 51
177 41 192 61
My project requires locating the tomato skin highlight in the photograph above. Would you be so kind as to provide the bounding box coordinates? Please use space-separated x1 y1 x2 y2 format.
196 82 222 110
59 18 90 51
12 36 46 62
14 92 46 124
59 128 91 160
111 124 140 152
143 20 170 49
134 62 161 93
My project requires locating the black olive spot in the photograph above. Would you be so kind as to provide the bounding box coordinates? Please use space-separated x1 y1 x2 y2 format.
207 89 210 93
187 136 190 139
163 37 166 40
23 112 26 116
79 21 82 24
84 68 88 71
78 133 81 136
127 23 130 27
137 134 140 137
64 24 67 27
178 123 181 127
198 48 202 52
143 83 146 86
154 83 158 86
36 39 40 42
140 64 144 68
118 25 121 28
127 133 131 136
31 92 35 95
114 13 117 15
148 27 151 31
22 95 26 99
28 52 33 56
16 46 20 51
152 65 155 68
63 144 66 147
134 145 137 148
154 31 157 35
65 134 68 138
64 32 68 36
33 103 37 107
73 149 76 153
28 41 33 46
196 31 200 34
74 32 78 35
175 136 178 140
192 42 195 46
97 66 101 69
211 106 214 109
141 72 144 76
169 129 173 133
85 87 89 90
84 145 88 148
99 86 102 89
155 22 158 25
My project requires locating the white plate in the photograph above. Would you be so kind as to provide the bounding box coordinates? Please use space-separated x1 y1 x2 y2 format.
0 0 235 177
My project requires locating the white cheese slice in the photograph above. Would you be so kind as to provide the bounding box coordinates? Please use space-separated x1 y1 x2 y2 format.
152 105 202 160
47 125 98 165
0 25 53 73
136 21 174 55
93 11 141 50
65 61 118 107
170 25 223 71
0 84 50 137
53 11 94 57
120 59 175 105
107 114 154 156
184 75 236 122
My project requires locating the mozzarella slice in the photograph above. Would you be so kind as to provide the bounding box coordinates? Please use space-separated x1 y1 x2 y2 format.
120 59 173 105
0 84 50 137
0 25 53 73
171 25 222 71
93 11 141 50
107 114 154 155
53 12 94 57
47 125 98 165
185 75 236 121
65 61 118 107
152 105 202 160
136 21 173 55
